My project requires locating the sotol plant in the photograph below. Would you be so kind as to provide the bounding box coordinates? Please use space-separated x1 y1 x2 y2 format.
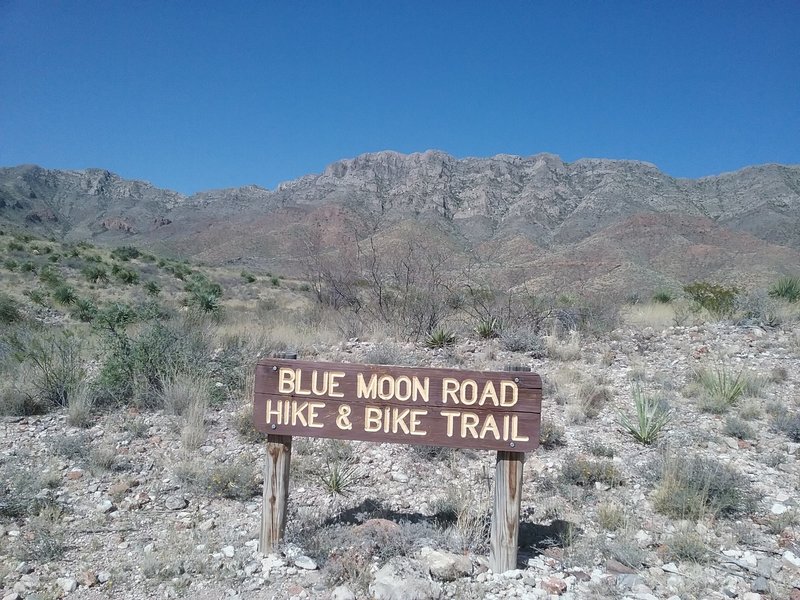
618 384 672 444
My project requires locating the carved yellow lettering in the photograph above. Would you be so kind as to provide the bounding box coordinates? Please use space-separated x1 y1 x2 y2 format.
460 379 478 405
294 369 311 395
511 415 529 442
357 373 377 399
364 406 382 432
409 409 427 435
441 410 460 437
311 370 326 395
460 412 480 438
265 399 283 424
395 376 411 401
392 408 410 434
500 381 518 407
479 414 500 440
290 401 309 426
278 368 295 394
413 377 430 402
307 401 325 428
378 375 394 400
442 378 460 404
478 381 499 406
329 371 345 398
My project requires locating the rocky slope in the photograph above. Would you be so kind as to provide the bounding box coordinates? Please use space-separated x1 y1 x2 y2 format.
2 321 800 599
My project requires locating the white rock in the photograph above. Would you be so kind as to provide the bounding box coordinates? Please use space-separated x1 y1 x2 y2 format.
97 499 114 513
222 545 235 558
294 555 317 570
332 586 356 600
97 571 111 583
57 578 78 593
783 550 800 568
770 503 788 515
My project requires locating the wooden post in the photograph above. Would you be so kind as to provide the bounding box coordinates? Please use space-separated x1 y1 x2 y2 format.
489 364 529 572
259 352 296 554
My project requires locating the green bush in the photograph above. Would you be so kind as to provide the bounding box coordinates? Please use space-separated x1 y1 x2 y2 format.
653 454 755 520
110 245 141 261
5 329 85 408
561 455 622 486
652 290 673 304
683 282 739 318
143 281 161 296
38 265 63 287
111 264 140 284
240 270 257 283
0 294 22 324
71 298 98 322
81 264 109 283
768 276 800 303
52 285 77 306
20 261 37 273
4 258 19 271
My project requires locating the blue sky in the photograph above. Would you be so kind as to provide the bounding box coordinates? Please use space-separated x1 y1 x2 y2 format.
1 1 798 194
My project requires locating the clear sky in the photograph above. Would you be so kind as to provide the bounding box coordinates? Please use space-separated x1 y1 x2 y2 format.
1 1 798 195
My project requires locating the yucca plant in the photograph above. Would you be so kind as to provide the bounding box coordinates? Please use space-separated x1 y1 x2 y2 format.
694 364 747 413
318 459 361 496
475 316 501 339
618 384 672 444
652 290 673 304
143 281 161 296
52 285 77 306
425 328 456 349
71 298 98 322
768 276 800 303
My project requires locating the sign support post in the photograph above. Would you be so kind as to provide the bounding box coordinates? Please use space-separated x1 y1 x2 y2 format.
489 364 529 573
259 352 296 554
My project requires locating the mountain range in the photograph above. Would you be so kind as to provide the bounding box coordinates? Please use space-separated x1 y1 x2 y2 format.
2 151 799 296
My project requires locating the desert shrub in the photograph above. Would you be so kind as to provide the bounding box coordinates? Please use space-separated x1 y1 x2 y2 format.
110 245 140 261
576 381 612 419
683 281 739 318
768 276 800 303
204 458 259 500
111 264 140 284
588 443 615 458
270 276 280 286
4 258 19 271
500 327 545 356
185 274 223 316
66 383 94 428
653 454 755 520
771 408 800 442
5 329 85 407
597 502 625 531
71 297 97 322
723 416 754 440
160 372 210 416
240 270 256 283
0 294 22 324
7 240 24 251
23 289 47 306
364 342 405 365
20 261 37 273
652 290 673 304
0 369 48 416
81 264 109 283
560 455 622 487
143 280 161 296
545 330 581 361
38 265 63 287
539 419 566 449
618 384 672 444
425 328 456 349
49 433 91 461
662 528 709 563
95 316 208 405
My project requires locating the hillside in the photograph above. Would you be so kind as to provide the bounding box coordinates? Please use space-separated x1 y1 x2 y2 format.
1 153 799 294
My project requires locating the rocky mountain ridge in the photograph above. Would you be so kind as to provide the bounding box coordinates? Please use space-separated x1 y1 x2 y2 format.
2 152 799 293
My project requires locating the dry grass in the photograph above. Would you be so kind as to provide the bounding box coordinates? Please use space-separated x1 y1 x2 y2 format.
622 302 678 329
544 329 581 361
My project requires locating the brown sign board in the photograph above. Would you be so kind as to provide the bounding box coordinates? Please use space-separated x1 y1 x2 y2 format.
253 359 542 452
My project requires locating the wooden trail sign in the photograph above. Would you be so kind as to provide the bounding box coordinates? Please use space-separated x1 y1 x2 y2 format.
253 359 541 452
254 357 542 572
